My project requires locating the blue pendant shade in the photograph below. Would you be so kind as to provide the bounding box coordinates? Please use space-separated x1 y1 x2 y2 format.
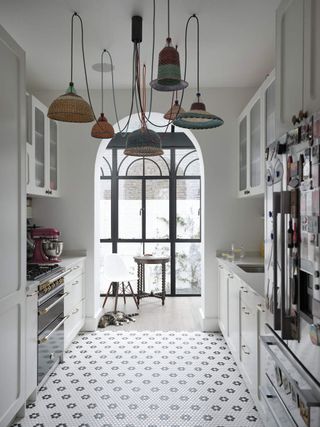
124 128 164 157
173 99 224 129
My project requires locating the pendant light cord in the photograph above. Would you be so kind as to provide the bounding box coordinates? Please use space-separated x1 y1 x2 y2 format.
70 12 97 122
167 0 170 39
101 49 105 114
185 14 200 100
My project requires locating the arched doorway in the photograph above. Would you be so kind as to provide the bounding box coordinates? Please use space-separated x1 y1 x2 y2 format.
95 113 204 299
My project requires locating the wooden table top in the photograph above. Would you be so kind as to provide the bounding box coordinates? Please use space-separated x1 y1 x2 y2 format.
134 255 170 264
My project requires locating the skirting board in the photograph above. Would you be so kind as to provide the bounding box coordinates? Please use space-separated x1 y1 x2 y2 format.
84 308 103 331
199 307 219 332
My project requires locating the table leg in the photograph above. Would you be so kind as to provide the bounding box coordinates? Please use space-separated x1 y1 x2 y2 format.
137 263 141 307
161 263 166 305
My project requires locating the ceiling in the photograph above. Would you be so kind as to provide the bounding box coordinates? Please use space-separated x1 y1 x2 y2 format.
0 0 281 91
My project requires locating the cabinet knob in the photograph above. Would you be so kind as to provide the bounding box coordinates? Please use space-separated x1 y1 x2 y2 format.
292 115 300 126
244 190 250 195
298 110 308 120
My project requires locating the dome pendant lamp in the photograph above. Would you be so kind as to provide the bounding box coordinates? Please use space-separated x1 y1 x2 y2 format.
48 13 94 123
173 15 224 130
164 91 185 120
91 49 115 139
150 0 188 92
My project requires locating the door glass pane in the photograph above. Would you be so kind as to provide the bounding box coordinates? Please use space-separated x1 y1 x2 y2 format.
176 179 200 239
146 180 169 239
250 99 261 188
49 120 58 190
266 80 275 147
176 149 200 176
176 242 201 295
239 117 247 191
100 179 111 239
118 179 142 239
144 243 171 294
118 150 170 176
35 107 45 188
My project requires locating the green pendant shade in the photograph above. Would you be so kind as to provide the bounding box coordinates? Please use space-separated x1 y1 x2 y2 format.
150 38 188 92
124 128 163 157
48 83 94 123
173 100 224 129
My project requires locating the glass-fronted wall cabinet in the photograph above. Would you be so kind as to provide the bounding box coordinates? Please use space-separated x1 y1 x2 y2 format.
26 93 59 197
237 70 275 198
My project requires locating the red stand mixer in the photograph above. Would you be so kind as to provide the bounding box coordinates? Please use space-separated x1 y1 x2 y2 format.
30 228 64 264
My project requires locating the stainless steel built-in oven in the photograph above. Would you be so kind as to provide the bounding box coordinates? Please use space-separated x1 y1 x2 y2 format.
37 283 69 385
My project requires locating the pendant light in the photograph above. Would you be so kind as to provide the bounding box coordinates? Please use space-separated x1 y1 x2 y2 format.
125 63 163 157
164 91 185 120
150 0 188 92
173 15 224 129
91 49 115 139
48 13 94 123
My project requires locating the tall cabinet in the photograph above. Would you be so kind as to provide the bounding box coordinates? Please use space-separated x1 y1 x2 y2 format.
276 0 320 137
238 70 275 197
26 94 59 197
0 25 26 427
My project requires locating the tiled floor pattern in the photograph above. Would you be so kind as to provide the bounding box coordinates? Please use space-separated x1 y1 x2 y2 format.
12 330 263 427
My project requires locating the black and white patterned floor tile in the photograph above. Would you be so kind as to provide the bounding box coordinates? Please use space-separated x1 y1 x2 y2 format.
12 331 263 427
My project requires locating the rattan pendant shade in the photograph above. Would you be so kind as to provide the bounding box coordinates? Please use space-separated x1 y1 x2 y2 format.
48 83 94 123
124 128 163 157
150 39 188 92
47 13 94 123
163 99 185 120
91 113 114 138
173 100 224 129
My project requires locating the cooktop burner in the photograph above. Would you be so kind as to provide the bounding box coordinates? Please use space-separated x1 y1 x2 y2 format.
27 264 62 282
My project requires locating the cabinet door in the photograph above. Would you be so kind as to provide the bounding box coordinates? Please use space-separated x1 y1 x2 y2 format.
49 119 59 196
264 73 276 147
304 0 320 115
249 97 263 194
26 290 37 400
275 0 304 137
218 265 229 336
228 275 241 360
32 97 47 196
0 24 26 426
238 114 248 196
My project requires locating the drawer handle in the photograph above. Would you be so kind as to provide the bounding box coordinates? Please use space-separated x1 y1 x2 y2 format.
218 265 223 269
72 280 79 286
241 288 248 293
72 265 80 271
72 307 79 315
27 290 38 297
228 274 233 279
38 292 69 316
242 345 250 355
38 315 70 343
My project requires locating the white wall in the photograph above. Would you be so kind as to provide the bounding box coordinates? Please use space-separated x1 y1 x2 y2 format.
32 87 263 331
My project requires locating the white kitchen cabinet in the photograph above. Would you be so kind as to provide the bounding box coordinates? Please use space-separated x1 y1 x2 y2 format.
218 263 229 337
0 24 26 426
228 274 241 360
276 0 320 137
26 93 59 197
63 259 86 350
25 288 38 402
238 71 275 197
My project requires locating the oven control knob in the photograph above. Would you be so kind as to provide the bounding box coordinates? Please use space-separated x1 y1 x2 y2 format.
315 285 320 290
268 211 272 218
49 353 55 360
315 271 320 278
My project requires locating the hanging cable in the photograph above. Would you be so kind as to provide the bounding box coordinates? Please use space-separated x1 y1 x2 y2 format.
167 0 170 39
147 0 156 118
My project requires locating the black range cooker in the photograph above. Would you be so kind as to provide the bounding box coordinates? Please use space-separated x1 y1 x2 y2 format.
28 264 72 385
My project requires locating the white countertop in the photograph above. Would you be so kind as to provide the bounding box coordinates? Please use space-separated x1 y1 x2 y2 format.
59 254 86 270
216 255 265 297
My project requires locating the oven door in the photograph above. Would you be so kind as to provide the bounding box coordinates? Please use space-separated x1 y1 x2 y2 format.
37 315 69 385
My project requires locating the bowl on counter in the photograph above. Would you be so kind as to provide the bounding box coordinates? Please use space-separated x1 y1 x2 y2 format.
42 240 64 258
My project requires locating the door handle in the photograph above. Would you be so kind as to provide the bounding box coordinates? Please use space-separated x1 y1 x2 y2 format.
38 292 69 315
38 315 70 344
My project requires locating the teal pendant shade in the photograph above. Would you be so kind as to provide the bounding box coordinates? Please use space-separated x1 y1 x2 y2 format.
124 128 164 157
173 100 224 129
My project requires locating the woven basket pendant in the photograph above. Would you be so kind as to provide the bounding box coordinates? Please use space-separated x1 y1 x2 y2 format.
48 82 94 123
173 99 224 129
91 113 115 139
150 38 188 92
124 128 163 157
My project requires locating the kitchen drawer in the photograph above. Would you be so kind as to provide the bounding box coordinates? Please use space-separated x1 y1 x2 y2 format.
241 300 258 355
64 261 85 285
240 284 263 309
241 337 257 391
64 299 84 350
64 274 84 315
